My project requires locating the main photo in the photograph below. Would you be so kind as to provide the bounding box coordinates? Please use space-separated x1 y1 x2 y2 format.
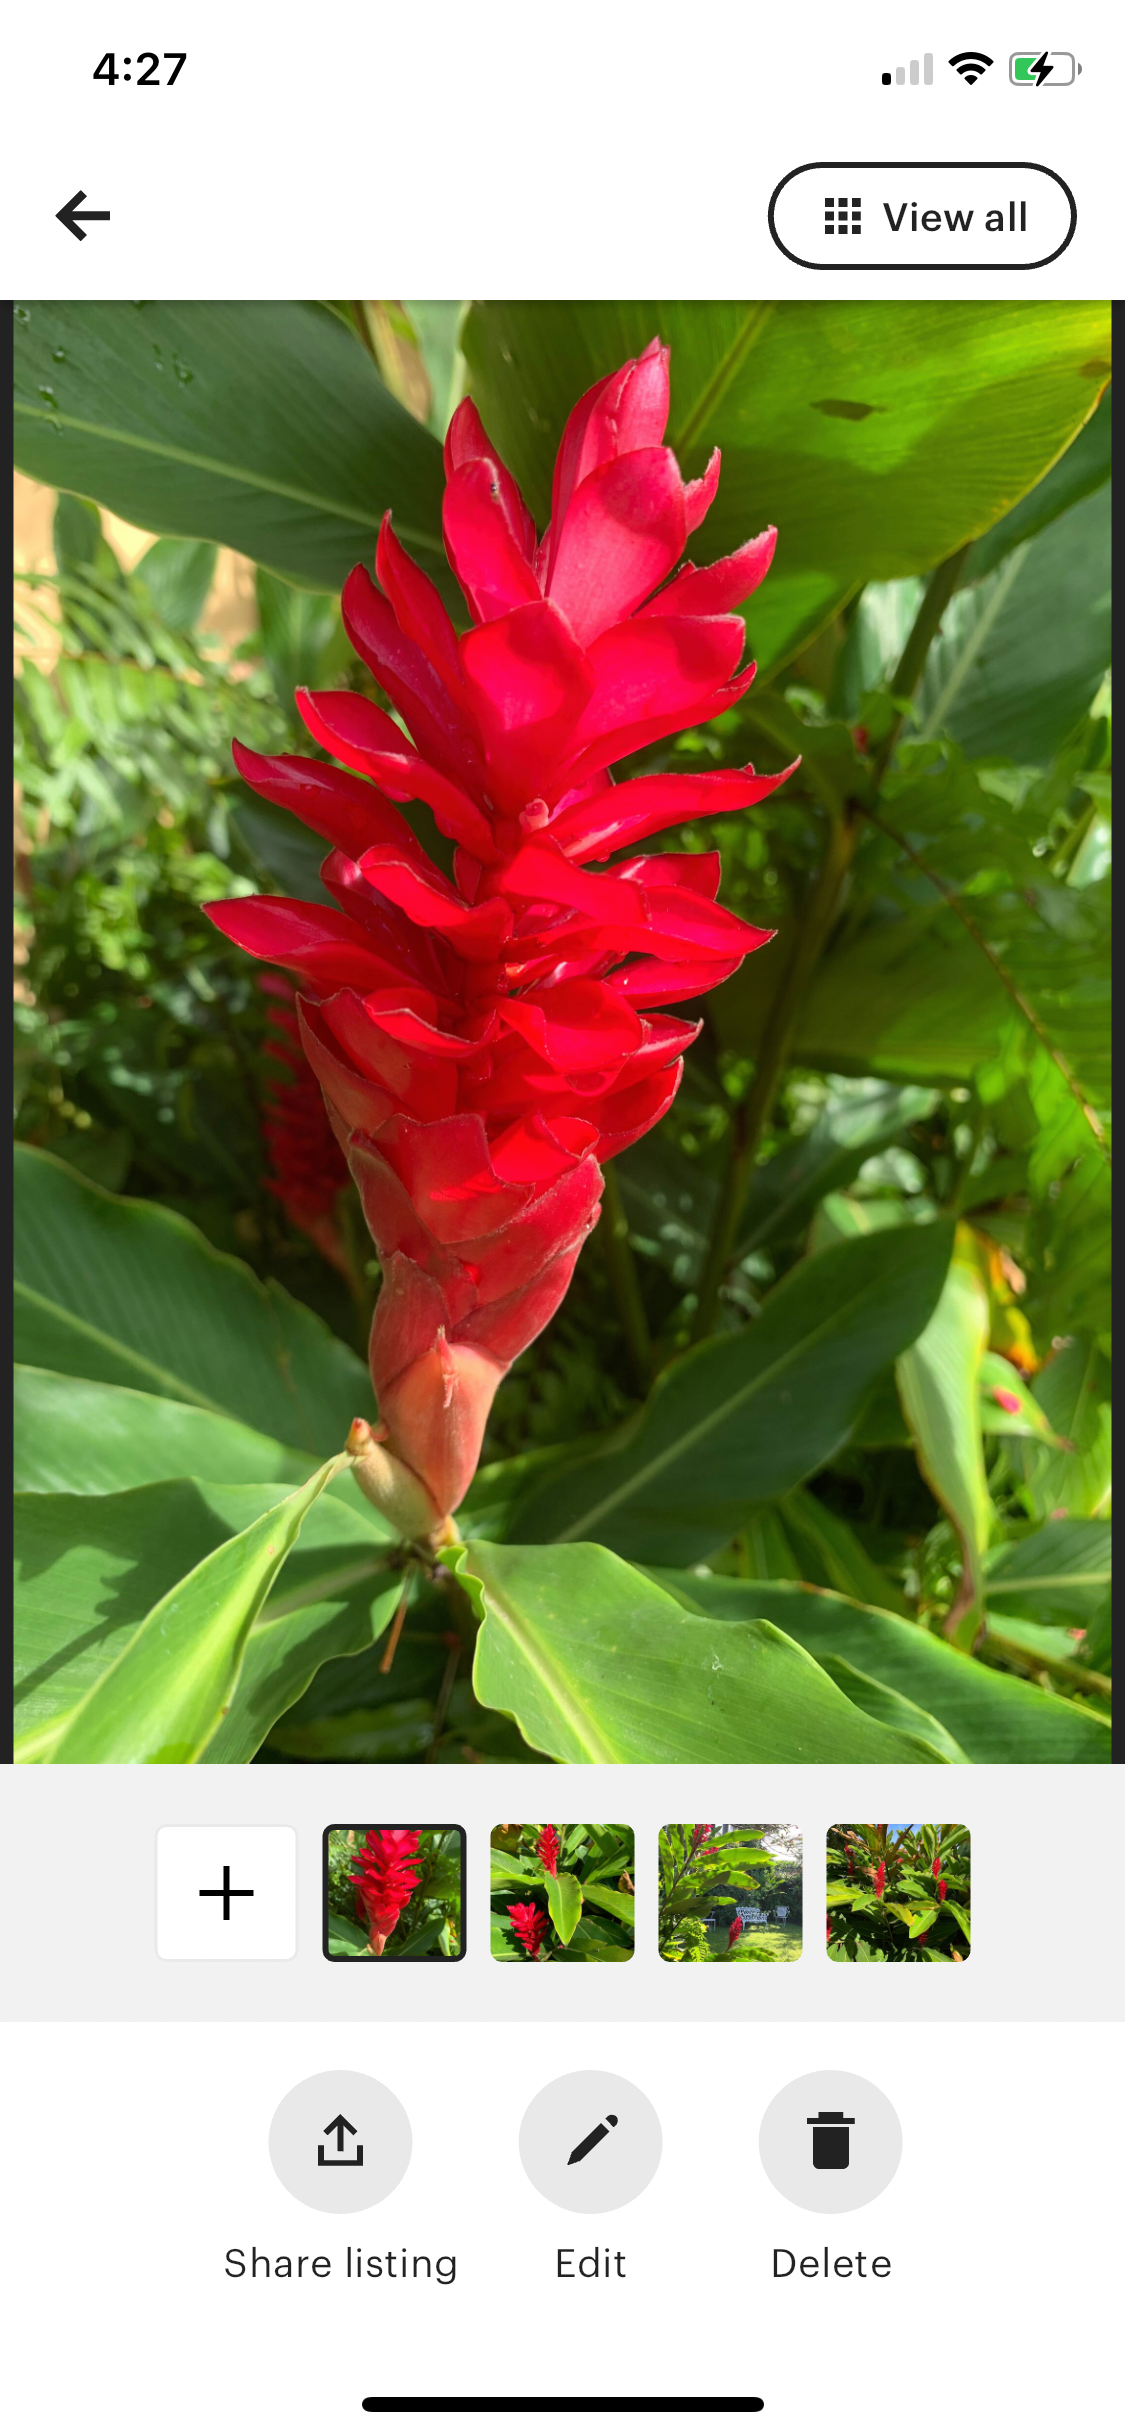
13 300 1111 1765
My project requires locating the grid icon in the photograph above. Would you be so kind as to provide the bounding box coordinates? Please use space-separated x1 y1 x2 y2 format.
824 195 862 236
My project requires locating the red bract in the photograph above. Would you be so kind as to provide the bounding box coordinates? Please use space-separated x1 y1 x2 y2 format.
509 1901 550 1959
873 1861 886 1899
536 1824 560 1877
349 1826 423 1955
727 1918 744 1950
207 340 794 1532
937 1878 948 1903
259 977 351 1276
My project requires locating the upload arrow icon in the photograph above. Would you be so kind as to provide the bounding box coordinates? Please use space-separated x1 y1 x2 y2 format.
318 2113 364 2168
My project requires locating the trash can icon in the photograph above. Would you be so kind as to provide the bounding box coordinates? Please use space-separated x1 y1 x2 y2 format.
807 2109 855 2170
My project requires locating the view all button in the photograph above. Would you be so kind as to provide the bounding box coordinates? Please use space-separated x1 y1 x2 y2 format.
769 162 1076 269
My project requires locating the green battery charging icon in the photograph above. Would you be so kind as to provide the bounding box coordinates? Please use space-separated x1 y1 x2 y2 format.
1009 51 1079 84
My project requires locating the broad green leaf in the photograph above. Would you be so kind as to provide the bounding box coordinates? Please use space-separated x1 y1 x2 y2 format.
984 1519 1111 1628
13 1365 313 1496
42 1457 348 1763
463 301 1109 671
133 535 217 629
14 1147 373 1455
713 908 1011 1089
14 301 450 596
959 391 1111 583
581 1883 636 1928
1009 1336 1112 1521
945 1901 972 1945
327 1910 373 1958
254 564 346 709
203 1559 405 1766
917 488 1111 762
15 1478 397 1760
979 1352 1067 1447
909 1909 940 1939
458 1541 949 1764
649 1573 1110 1764
896 1239 993 1621
510 1222 952 1563
813 1654 969 1763
544 1871 584 1947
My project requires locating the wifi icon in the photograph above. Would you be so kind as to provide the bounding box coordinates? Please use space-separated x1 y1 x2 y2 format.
950 50 994 83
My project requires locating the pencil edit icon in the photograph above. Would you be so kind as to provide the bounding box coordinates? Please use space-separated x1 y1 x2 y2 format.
568 2113 619 2165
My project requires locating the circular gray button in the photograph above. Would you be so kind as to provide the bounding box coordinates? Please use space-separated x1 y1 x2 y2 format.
759 2071 902 2213
519 2071 661 2213
268 2070 411 2212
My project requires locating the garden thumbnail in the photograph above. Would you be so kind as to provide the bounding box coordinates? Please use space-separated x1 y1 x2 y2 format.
826 1824 971 1962
659 1824 802 1961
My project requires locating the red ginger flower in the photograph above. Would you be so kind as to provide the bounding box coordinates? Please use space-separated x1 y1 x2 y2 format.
509 1900 550 1959
259 977 352 1276
537 1823 560 1876
206 340 793 1531
937 1878 948 1902
727 1917 744 1949
349 1826 422 1955
873 1860 886 1899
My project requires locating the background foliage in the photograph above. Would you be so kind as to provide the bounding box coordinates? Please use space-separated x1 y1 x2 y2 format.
13 298 1111 1766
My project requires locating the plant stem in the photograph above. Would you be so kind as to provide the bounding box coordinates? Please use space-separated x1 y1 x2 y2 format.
869 543 972 786
691 808 859 1340
599 1162 653 1392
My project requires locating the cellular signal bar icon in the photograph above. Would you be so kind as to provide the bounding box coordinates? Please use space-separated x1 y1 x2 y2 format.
881 55 933 85
824 195 862 237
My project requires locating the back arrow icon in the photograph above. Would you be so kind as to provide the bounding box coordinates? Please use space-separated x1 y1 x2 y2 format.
57 191 111 241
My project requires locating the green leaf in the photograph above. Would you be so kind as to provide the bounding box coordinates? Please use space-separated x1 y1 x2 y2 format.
979 1353 1067 1447
15 1477 398 1760
944 1901 972 1945
254 566 345 705
1009 1336 1112 1522
909 1908 940 1938
203 1553 405 1766
463 301 1110 670
327 1909 372 1957
133 535 217 630
648 1573 1110 1764
896 1240 993 1621
38 1457 348 1763
916 488 1111 763
984 1519 1111 1628
267 1699 434 1762
14 1147 373 1455
458 1541 950 1764
959 391 1111 583
510 1221 952 1563
14 301 450 596
581 1883 636 1928
813 1654 969 1762
544 1871 584 1946
13 1365 314 1496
